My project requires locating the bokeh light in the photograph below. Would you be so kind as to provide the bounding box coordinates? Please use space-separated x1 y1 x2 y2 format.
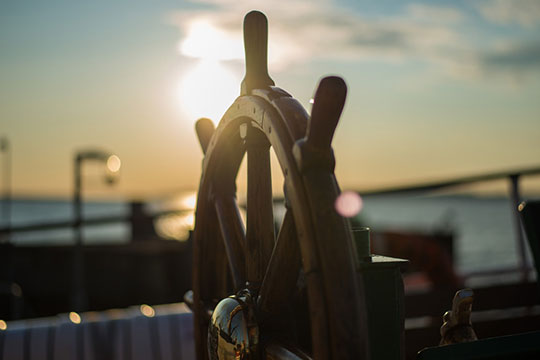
106 155 121 173
140 304 155 317
69 312 81 324
155 212 194 241
335 191 363 218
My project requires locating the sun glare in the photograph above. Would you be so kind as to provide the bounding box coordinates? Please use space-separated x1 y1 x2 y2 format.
180 20 243 61
178 21 243 123
178 59 241 122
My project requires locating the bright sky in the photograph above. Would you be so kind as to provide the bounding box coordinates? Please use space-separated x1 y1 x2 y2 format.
1 0 540 199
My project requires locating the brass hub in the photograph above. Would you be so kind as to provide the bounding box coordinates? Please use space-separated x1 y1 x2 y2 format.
208 289 260 360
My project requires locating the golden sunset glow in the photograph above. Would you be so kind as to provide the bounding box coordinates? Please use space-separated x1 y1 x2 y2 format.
180 20 243 61
178 59 241 123
178 21 243 123
2 3 540 197
155 212 194 241
180 192 197 209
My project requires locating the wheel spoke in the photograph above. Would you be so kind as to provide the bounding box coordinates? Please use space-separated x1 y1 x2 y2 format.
258 209 301 314
215 228 233 298
214 195 247 290
246 126 275 285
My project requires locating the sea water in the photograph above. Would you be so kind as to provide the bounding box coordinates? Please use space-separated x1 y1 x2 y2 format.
1 194 534 275
360 194 526 274
2 198 130 245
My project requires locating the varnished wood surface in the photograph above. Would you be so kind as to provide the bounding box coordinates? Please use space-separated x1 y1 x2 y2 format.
214 195 246 291
258 210 301 315
241 11 275 94
192 11 368 360
195 118 215 154
193 86 368 359
246 127 275 286
306 76 347 150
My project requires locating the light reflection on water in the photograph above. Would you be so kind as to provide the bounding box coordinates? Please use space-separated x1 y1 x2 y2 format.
6 192 202 244
151 191 197 241
155 212 195 241
4 192 534 276
7 199 130 245
152 191 250 241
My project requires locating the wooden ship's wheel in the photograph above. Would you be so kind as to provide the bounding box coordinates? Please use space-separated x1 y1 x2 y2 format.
192 11 369 359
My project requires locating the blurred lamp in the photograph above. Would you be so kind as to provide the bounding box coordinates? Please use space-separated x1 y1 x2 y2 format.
71 148 120 312
76 150 121 185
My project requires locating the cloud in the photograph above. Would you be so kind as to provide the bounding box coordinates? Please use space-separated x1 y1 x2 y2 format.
407 4 464 23
169 0 465 67
168 0 540 82
481 41 540 72
476 0 540 27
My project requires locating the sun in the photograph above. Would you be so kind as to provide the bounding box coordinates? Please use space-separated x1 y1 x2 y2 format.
180 21 243 61
178 21 244 123
179 59 241 122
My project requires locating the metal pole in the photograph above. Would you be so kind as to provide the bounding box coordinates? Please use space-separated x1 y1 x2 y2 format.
71 155 87 311
68 148 119 312
509 175 528 282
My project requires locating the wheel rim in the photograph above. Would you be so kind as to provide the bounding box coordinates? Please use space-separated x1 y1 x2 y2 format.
193 90 368 359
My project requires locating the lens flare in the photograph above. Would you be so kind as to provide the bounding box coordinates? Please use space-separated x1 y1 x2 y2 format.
335 191 363 218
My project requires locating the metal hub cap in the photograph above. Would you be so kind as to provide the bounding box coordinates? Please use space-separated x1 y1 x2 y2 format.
208 290 259 360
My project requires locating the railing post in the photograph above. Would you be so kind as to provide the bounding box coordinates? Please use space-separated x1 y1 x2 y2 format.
1 137 11 243
69 149 119 312
71 154 87 312
509 174 528 282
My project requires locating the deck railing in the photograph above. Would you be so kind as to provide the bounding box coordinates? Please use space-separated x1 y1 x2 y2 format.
0 205 186 240
356 165 540 282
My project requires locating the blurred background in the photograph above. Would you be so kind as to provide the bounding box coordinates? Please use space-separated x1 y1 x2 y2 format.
1 1 540 356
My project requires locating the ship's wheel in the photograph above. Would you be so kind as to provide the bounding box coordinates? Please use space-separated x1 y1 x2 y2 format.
192 11 369 359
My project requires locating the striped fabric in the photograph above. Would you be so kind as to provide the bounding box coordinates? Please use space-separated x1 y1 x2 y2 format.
0 303 194 360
